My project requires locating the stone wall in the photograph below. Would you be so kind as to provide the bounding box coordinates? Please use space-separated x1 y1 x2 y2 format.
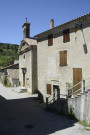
19 45 38 93
68 89 90 124
37 18 90 101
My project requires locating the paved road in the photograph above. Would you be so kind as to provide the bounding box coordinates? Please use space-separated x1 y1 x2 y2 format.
0 83 90 135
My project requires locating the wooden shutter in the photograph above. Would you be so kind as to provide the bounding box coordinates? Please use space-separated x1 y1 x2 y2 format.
73 68 82 94
47 84 51 95
60 51 67 66
63 29 70 43
48 35 53 46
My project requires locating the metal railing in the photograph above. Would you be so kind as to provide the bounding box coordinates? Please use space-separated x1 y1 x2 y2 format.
68 77 90 97
46 92 67 107
46 76 90 107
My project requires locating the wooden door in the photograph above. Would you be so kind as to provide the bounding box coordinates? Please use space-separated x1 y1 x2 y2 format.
23 73 25 87
47 84 51 95
73 68 82 94
53 85 60 102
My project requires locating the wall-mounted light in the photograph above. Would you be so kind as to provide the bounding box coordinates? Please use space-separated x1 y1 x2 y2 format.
21 68 27 74
73 26 78 32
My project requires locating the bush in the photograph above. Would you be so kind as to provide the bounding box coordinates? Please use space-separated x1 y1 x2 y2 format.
6 83 12 87
68 105 76 119
2 76 8 86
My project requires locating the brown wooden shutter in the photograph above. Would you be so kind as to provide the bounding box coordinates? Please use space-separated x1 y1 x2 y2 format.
47 84 51 95
63 29 70 43
73 68 82 94
60 51 64 66
64 51 67 66
48 35 53 46
60 51 67 66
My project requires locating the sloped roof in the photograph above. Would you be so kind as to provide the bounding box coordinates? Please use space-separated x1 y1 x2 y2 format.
0 63 19 71
34 13 90 38
24 38 37 46
18 38 37 54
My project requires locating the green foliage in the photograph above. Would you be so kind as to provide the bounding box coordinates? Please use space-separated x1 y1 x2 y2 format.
68 105 76 119
78 120 90 127
6 83 12 87
0 42 19 68
2 76 8 86
66 82 73 96
0 48 3 52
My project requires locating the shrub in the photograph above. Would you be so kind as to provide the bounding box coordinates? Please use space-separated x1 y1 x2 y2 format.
68 105 76 119
2 76 8 86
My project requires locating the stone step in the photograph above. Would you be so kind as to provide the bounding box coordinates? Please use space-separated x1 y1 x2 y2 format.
12 87 27 93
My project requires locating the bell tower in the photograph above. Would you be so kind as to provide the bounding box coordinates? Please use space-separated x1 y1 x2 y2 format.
22 18 30 39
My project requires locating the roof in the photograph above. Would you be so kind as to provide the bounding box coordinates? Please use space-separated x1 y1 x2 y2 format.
24 38 37 46
22 18 30 27
34 13 90 38
0 63 19 71
18 38 37 54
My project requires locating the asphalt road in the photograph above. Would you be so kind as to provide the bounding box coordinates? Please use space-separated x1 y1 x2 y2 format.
0 83 90 135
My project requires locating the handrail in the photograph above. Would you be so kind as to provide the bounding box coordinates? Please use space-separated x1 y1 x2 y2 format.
48 91 55 99
72 88 81 94
69 76 90 91
47 92 67 104
68 81 82 91
48 94 57 104
85 76 90 81
46 76 90 105
85 82 90 88
68 77 90 97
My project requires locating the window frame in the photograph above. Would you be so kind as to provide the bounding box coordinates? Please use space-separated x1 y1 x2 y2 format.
59 50 67 66
47 84 51 95
48 34 53 46
63 29 70 43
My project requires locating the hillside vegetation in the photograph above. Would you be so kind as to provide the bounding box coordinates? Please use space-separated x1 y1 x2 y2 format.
0 43 19 68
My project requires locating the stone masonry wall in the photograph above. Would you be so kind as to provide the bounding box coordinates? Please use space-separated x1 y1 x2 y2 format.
37 18 90 101
68 89 90 124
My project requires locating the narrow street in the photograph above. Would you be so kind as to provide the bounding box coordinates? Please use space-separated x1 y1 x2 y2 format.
0 83 89 135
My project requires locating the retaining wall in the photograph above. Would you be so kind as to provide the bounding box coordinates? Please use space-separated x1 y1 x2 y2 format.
68 89 90 123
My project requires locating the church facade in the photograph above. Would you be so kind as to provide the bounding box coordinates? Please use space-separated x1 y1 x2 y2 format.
18 19 38 93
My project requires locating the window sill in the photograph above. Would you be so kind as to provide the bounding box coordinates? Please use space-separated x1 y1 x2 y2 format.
59 64 67 66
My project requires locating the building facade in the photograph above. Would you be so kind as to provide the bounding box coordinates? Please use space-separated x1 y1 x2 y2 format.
35 13 90 100
19 19 38 93
19 13 90 100
0 62 19 86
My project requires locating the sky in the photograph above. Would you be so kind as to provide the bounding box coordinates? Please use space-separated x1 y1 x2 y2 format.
0 0 90 45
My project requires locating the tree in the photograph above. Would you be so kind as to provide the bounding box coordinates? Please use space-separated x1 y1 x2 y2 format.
7 44 9 50
14 45 18 53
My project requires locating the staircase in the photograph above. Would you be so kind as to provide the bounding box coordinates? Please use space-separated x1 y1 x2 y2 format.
46 77 90 116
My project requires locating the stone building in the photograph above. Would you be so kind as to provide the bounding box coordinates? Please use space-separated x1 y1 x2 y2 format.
18 18 38 93
34 13 90 100
19 13 90 100
0 62 19 86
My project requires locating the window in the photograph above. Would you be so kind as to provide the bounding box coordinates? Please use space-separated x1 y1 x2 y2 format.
48 35 53 46
60 50 67 66
22 42 25 46
63 29 70 43
47 84 51 95
23 54 25 59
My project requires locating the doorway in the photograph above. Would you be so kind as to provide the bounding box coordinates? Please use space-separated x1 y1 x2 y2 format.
53 85 60 102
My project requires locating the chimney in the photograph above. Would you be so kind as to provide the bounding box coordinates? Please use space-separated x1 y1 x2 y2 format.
22 18 30 39
50 19 54 29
